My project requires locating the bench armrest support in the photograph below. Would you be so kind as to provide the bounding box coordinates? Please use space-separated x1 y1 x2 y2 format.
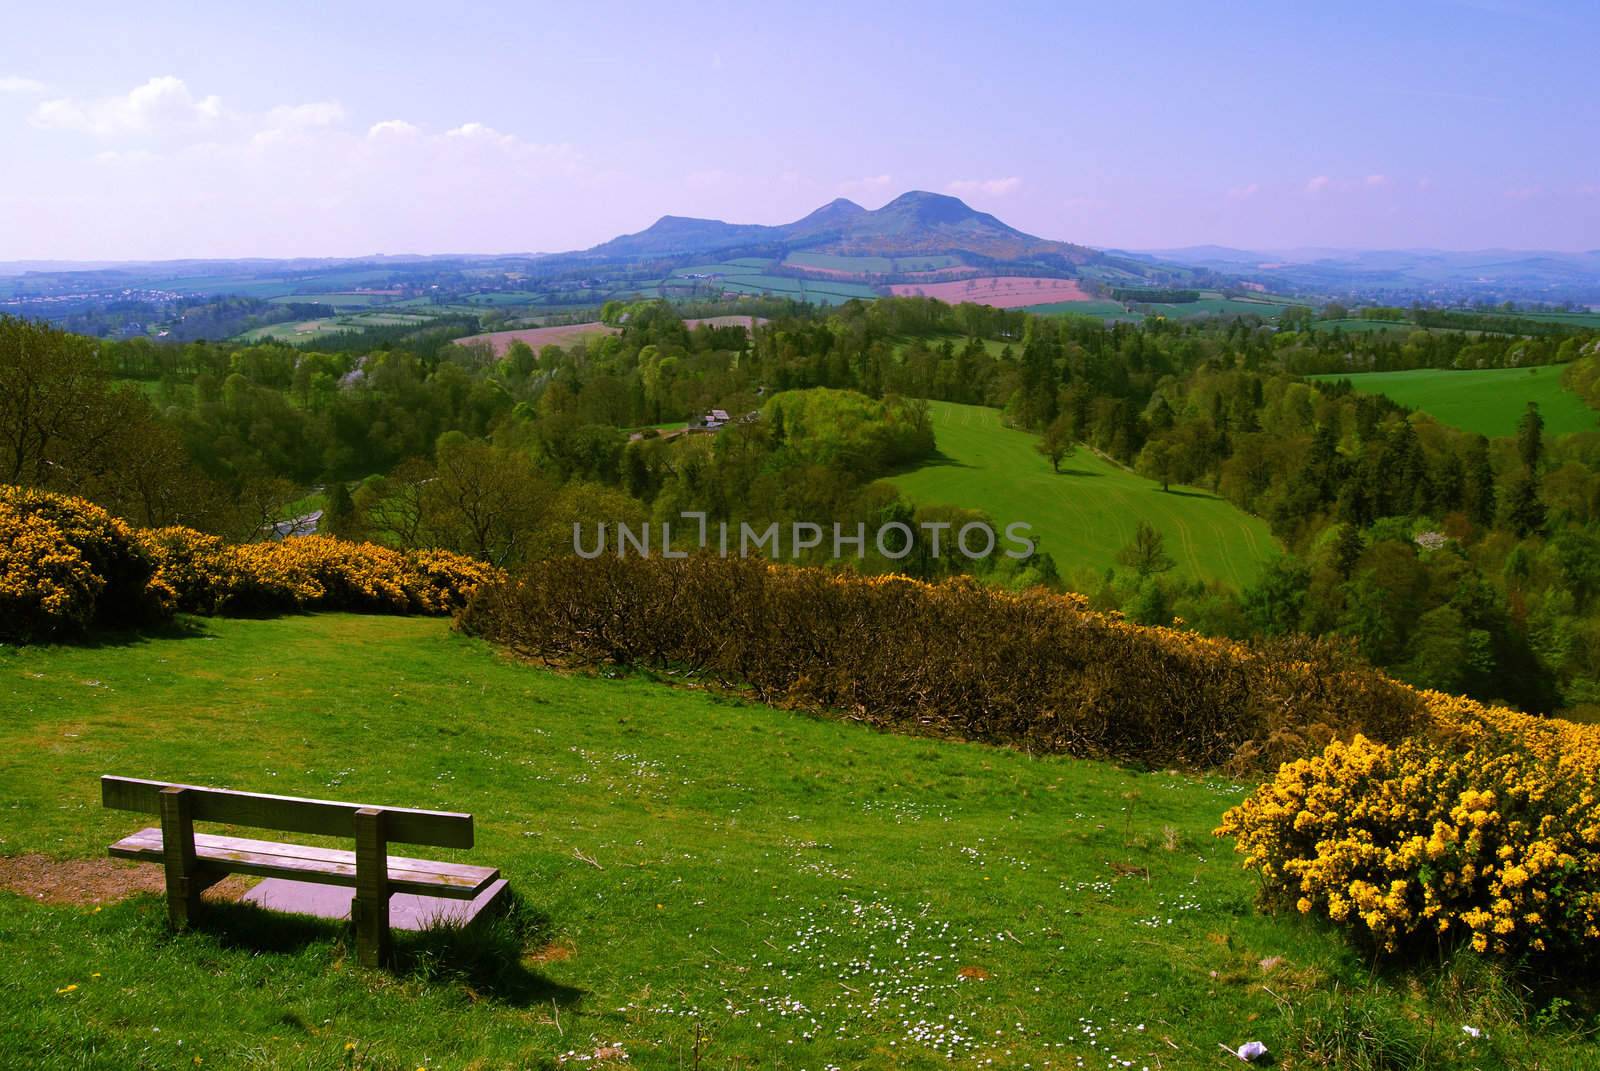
159 786 202 929
352 807 390 967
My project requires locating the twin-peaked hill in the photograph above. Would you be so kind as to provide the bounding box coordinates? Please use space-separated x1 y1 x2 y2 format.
580 190 1112 268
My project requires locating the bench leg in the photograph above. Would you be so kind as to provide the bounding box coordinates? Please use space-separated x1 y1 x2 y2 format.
353 807 390 967
159 787 201 930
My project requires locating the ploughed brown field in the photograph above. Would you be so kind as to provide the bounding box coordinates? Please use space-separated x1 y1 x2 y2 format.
460 316 766 356
890 276 1092 308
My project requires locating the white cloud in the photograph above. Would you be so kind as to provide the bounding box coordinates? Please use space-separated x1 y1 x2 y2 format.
13 75 596 257
439 122 581 172
446 121 517 146
32 75 223 136
367 118 420 139
1365 173 1390 187
1305 175 1331 194
0 75 46 94
251 101 346 148
1227 182 1261 199
266 101 344 128
947 176 1022 197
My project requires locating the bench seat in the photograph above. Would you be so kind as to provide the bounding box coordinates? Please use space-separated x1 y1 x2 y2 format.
109 827 498 900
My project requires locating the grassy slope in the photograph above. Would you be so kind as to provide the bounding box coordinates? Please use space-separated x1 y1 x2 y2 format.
1309 365 1598 438
891 401 1276 587
1 616 1586 1069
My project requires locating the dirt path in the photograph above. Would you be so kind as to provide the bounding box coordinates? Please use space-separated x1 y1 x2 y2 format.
0 853 251 906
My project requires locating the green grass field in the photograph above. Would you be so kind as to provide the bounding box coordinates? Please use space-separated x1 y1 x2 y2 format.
1308 365 1598 438
267 292 400 309
890 402 1276 587
1309 317 1416 334
235 309 439 343
784 253 962 274
1511 310 1600 329
661 262 883 306
1147 296 1285 320
1022 299 1133 319
235 318 340 342
4 613 1588 1069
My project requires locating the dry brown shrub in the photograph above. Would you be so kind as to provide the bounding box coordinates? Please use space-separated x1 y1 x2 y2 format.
460 555 1426 769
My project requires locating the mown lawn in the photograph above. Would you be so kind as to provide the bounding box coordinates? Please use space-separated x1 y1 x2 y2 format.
891 402 1277 587
0 615 1589 1069
1308 365 1598 438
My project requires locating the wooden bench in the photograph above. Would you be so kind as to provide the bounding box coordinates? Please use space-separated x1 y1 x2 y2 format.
101 775 503 967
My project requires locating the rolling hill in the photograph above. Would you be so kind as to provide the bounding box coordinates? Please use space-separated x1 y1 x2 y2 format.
581 191 1177 278
891 401 1276 586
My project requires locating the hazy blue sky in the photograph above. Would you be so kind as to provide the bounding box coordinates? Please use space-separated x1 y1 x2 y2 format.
2 0 1595 259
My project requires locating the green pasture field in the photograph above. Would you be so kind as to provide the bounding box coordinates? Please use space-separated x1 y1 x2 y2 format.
1512 310 1600 329
784 253 963 274
1145 296 1284 320
1230 292 1306 306
1306 319 1515 339
785 252 895 273
724 274 878 299
1022 299 1134 319
235 318 340 343
165 277 303 299
893 255 961 272
267 292 398 309
234 311 434 343
718 278 875 305
890 401 1277 587
668 264 760 277
890 334 1014 360
463 292 546 306
1308 364 1598 438
3 613 1589 1069
1309 317 1416 334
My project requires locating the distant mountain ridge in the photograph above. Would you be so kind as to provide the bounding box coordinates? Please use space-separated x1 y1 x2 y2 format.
1129 246 1600 299
580 190 1098 264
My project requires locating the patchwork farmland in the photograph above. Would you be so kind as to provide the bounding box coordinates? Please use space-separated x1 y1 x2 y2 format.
460 316 766 356
891 276 1094 308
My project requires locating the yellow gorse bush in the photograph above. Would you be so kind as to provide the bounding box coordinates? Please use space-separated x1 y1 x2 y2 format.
1217 692 1600 961
1 486 499 642
0 504 103 638
140 530 498 617
1 486 158 640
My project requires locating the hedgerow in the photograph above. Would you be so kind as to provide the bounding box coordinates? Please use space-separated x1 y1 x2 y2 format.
458 553 1426 769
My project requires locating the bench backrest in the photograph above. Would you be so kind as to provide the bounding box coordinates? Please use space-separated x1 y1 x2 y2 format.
101 775 473 849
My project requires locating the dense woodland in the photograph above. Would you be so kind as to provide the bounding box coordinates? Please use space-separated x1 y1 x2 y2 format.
6 297 1600 715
